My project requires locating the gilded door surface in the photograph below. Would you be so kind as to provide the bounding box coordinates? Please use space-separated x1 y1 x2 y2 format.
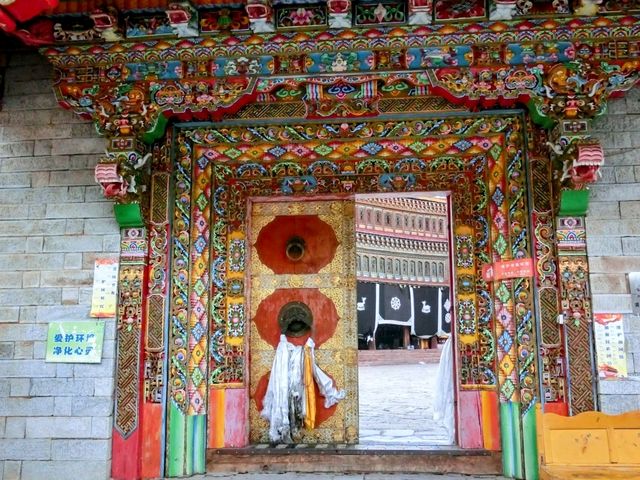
248 199 358 444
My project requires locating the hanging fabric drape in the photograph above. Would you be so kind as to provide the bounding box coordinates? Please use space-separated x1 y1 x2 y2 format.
433 335 455 444
261 335 345 443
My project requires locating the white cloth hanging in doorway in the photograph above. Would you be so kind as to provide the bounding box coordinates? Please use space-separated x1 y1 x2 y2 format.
433 335 455 444
261 335 346 443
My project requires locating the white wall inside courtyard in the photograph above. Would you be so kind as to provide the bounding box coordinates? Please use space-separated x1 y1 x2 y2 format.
588 88 640 413
0 51 117 480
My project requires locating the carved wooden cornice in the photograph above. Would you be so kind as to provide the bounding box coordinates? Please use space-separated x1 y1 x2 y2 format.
39 15 640 209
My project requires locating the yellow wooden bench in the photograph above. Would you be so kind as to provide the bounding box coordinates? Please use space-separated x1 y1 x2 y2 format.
536 404 640 479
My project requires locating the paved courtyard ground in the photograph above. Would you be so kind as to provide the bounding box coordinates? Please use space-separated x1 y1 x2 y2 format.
190 474 507 479
359 363 451 446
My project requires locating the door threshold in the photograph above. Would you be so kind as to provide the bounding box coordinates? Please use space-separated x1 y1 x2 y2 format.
207 445 501 474
211 443 490 455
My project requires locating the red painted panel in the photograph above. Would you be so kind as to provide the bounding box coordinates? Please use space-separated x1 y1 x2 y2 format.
480 390 501 451
208 388 225 448
254 215 339 275
111 429 141 480
254 288 339 348
544 402 568 416
458 390 483 449
140 403 162 479
224 388 248 447
253 372 337 427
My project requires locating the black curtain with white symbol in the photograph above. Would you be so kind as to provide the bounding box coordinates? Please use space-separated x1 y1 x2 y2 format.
357 282 451 339
357 281 377 341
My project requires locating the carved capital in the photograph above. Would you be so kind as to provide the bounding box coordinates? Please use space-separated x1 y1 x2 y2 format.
408 0 432 25
327 0 352 28
547 119 603 190
245 0 275 32
95 135 151 203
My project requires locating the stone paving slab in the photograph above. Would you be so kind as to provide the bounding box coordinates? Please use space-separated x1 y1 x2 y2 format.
189 473 508 479
359 362 451 445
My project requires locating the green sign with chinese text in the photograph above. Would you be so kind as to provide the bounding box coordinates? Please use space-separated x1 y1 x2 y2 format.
45 321 105 363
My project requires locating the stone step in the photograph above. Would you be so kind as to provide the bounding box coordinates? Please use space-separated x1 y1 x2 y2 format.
358 349 442 366
206 446 501 475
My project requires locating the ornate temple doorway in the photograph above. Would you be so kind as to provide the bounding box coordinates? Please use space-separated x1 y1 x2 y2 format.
164 109 543 476
355 192 456 447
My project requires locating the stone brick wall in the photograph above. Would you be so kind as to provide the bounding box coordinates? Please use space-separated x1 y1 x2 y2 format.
588 88 640 413
0 51 117 480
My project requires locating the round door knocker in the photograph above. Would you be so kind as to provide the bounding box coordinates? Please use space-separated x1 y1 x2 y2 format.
285 236 306 261
278 301 313 337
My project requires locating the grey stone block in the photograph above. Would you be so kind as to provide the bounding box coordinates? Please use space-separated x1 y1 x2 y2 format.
3 460 21 480
21 460 109 480
35 305 91 323
0 142 35 159
13 341 34 359
93 378 114 397
45 202 112 219
599 393 640 414
21 272 40 288
55 364 74 378
592 293 632 313
0 254 64 271
0 324 48 342
0 360 56 378
0 272 24 288
0 307 19 323
599 378 640 395
73 361 115 379
63 253 83 269
30 378 94 397
0 439 51 460
2 94 58 111
591 183 640 202
90 417 112 439
622 237 640 255
50 439 110 461
64 220 84 235
0 221 67 238
615 166 637 183
587 201 620 219
53 397 72 416
84 218 118 235
0 288 61 306
40 270 93 287
9 378 30 396
0 398 53 416
0 380 10 397
0 342 14 359
61 288 79 305
48 170 95 187
43 235 106 253
25 236 44 253
26 417 92 439
4 418 26 439
72 397 112 416
585 237 622 256
51 138 104 156
589 256 640 274
0 237 27 253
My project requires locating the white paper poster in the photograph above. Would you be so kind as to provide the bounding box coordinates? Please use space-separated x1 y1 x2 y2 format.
90 258 119 318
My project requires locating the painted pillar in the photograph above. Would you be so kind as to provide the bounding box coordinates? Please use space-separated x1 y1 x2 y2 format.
95 129 152 479
112 226 148 479
140 139 173 479
165 133 210 476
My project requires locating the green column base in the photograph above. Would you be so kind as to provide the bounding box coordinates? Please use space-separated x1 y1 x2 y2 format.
114 203 144 228
558 189 589 217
